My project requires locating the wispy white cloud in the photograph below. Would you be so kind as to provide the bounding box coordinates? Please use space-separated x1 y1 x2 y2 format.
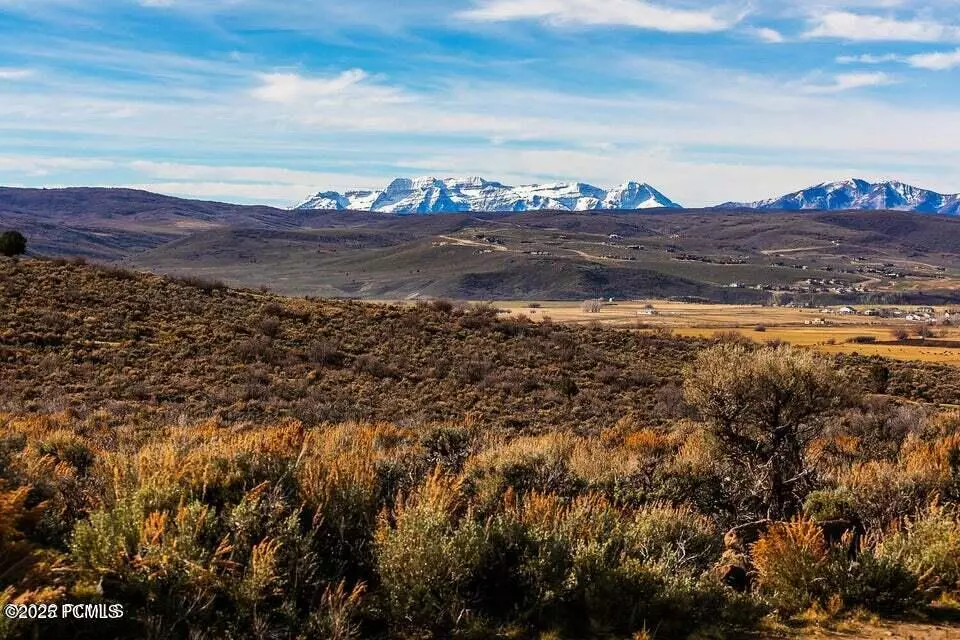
806 11 960 42
907 47 960 70
0 155 393 204
251 70 410 105
799 71 895 93
837 48 960 70
459 0 744 33
129 160 384 188
0 155 114 176
752 27 785 43
122 182 315 203
836 53 901 64
0 68 34 80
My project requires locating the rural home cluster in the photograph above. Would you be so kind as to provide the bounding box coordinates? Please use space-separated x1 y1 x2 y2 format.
582 300 953 325
727 276 878 297
804 305 952 326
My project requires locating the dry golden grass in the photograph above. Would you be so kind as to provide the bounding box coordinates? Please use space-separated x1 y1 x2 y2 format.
675 327 960 366
497 299 901 327
497 300 960 366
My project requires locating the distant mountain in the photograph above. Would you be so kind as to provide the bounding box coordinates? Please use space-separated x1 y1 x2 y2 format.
295 176 682 213
0 186 299 228
0 186 301 260
718 179 960 214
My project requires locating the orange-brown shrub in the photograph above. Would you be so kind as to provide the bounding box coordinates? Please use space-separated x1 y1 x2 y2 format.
752 519 829 614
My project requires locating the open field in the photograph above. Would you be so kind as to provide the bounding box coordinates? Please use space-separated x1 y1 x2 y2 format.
496 300 960 366
676 327 960 367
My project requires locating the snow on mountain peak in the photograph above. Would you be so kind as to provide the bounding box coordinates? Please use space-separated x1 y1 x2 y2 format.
720 178 960 215
298 176 959 215
385 178 415 193
444 176 494 189
295 177 682 214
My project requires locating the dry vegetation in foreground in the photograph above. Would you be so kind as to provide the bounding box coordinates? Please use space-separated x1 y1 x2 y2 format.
2 257 960 639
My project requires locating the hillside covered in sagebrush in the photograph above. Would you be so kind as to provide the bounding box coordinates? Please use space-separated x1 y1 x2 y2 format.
2 257 960 639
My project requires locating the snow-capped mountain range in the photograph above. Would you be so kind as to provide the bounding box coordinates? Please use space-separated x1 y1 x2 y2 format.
296 176 960 215
719 179 960 215
295 176 681 213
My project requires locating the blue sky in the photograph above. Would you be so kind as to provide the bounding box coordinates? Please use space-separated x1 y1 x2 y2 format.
1 0 960 207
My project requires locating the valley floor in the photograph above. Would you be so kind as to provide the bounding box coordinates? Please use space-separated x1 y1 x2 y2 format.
492 300 960 366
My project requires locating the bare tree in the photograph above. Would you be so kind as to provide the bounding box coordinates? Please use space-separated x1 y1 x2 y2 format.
581 299 603 313
914 324 935 340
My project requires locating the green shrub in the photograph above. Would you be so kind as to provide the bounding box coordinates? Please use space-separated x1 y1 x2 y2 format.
463 436 586 513
877 504 960 598
501 494 732 638
374 473 488 635
168 273 227 292
684 344 853 519
567 549 662 636
70 496 145 575
837 549 923 615
71 498 226 636
420 424 474 473
627 504 722 573
655 574 768 637
803 489 860 523
752 510 953 619
71 483 330 638
0 231 26 257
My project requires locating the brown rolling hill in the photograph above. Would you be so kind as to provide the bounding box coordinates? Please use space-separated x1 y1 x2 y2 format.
4 186 960 302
